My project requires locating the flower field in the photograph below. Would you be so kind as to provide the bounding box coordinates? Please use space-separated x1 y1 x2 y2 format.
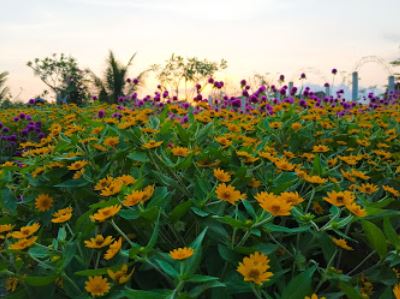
0 89 400 299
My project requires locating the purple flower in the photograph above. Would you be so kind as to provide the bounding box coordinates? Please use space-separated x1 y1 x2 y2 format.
279 74 285 82
300 73 306 79
98 110 105 118
331 68 338 75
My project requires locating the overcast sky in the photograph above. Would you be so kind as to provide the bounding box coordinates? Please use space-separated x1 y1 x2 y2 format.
1 0 399 100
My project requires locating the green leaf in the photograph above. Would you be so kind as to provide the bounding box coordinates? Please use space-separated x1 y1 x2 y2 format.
119 208 140 220
153 258 179 278
280 266 316 299
338 282 363 299
271 172 298 193
54 179 90 188
25 275 57 286
145 210 161 251
311 154 322 176
383 217 400 250
361 220 388 259
169 200 193 223
188 280 226 298
127 151 149 162
74 268 109 276
191 207 209 217
263 223 311 234
28 246 50 259
182 227 208 276
1 188 17 213
118 288 172 299
187 274 220 283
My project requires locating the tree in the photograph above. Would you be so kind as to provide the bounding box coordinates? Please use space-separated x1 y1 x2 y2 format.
390 59 400 82
154 54 228 98
27 53 90 105
0 71 11 102
90 51 148 103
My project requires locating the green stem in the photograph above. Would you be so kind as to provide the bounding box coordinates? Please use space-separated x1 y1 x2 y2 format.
346 250 376 276
62 273 81 294
251 284 264 299
111 219 134 247
169 280 184 299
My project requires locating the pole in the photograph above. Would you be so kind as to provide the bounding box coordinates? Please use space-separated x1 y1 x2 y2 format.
352 72 358 101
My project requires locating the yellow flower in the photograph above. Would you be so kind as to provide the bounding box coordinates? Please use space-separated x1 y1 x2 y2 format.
393 283 400 299
269 122 282 129
312 202 325 215
215 136 232 148
213 168 231 182
346 202 367 217
312 145 330 153
104 237 123 260
304 294 326 299
115 175 136 186
100 180 123 197
358 183 378 195
104 136 119 147
0 224 14 234
84 235 114 249
84 276 111 297
142 140 163 149
280 192 304 206
323 191 355 207
123 190 146 207
142 184 155 202
215 183 244 205
51 207 73 223
237 251 273 285
169 247 194 260
35 194 54 212
5 277 18 293
11 223 40 239
67 160 88 170
350 169 370 180
73 169 84 179
107 264 134 284
331 237 353 251
274 159 296 171
255 192 292 216
327 158 338 167
94 176 114 191
171 146 190 157
248 178 261 188
90 205 121 222
9 236 38 250
291 122 302 130
383 185 400 197
303 175 327 184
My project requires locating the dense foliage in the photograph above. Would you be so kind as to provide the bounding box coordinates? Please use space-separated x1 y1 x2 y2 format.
0 88 400 299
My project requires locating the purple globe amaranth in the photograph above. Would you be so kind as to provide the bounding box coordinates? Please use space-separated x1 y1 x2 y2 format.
97 110 105 118
331 68 338 75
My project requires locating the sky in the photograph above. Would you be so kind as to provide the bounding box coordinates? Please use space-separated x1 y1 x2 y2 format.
1 0 400 101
